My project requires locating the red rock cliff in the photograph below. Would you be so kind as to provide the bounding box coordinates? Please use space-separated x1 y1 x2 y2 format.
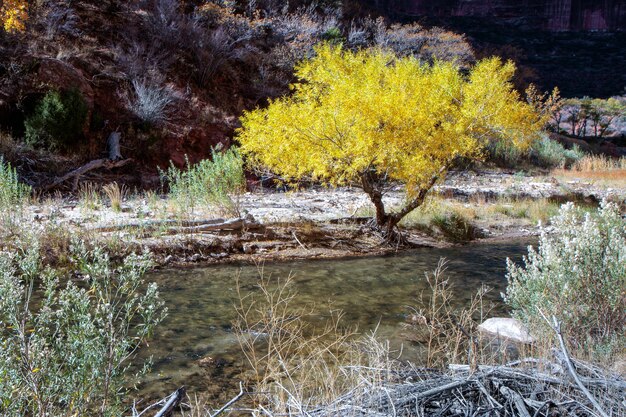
386 0 625 31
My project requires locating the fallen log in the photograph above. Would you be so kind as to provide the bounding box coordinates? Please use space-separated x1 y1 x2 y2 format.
44 158 132 191
155 386 186 417
91 217 263 234
497 383 532 417
131 387 185 417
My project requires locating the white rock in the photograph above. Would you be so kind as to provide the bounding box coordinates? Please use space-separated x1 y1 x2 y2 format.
478 317 534 344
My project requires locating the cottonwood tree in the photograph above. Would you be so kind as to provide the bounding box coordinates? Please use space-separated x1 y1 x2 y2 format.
237 44 543 239
0 0 28 32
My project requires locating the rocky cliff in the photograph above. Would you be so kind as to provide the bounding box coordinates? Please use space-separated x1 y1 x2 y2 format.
378 0 625 31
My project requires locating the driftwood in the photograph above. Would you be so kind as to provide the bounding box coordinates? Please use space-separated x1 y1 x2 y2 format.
209 381 245 417
497 383 532 417
107 132 123 161
270 353 626 417
155 387 186 417
91 217 263 235
44 158 132 191
549 316 610 417
132 383 244 417
131 387 185 417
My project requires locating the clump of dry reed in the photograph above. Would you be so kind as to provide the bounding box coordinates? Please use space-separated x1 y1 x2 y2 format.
78 182 102 210
572 155 626 172
102 182 127 212
233 269 401 414
403 259 505 370
554 155 626 183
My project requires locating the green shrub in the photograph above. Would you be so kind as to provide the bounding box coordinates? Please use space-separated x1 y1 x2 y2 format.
161 147 245 216
0 238 166 416
431 211 477 243
486 138 524 167
530 137 584 168
486 136 584 169
321 26 343 43
0 156 30 209
24 89 89 150
504 202 626 359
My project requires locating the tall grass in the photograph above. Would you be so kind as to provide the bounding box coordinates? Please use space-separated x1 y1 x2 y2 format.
0 156 30 209
571 154 626 172
404 259 496 368
0 157 31 235
160 147 245 217
78 182 102 211
554 154 626 184
103 182 127 212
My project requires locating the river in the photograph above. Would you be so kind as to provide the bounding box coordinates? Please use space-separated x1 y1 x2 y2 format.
136 238 534 403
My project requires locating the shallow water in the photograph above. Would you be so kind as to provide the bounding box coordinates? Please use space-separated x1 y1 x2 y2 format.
137 238 533 401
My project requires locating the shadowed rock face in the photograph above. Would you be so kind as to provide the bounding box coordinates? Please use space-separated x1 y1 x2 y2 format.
379 0 625 31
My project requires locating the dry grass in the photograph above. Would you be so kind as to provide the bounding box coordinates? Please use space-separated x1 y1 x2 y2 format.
572 155 626 172
553 155 626 185
102 182 127 212
397 197 477 236
403 259 502 369
396 195 560 235
233 269 399 414
485 197 560 224
78 182 102 211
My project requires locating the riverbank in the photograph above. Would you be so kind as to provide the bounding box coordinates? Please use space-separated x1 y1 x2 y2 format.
4 168 624 416
7 169 625 268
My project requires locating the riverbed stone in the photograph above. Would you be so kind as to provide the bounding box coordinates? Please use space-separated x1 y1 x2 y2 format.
478 317 534 344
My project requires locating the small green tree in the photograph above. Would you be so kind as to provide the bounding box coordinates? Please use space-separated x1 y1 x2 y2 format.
24 89 89 150
161 147 245 216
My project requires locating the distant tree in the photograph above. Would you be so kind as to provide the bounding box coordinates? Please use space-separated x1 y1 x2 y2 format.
0 0 28 32
588 97 625 138
525 85 562 132
563 97 626 138
237 44 543 239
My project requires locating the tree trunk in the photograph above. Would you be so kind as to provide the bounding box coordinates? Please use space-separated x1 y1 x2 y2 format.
107 132 122 161
360 167 445 243
360 172 389 227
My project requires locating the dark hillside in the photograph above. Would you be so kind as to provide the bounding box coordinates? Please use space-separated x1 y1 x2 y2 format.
347 0 626 98
0 0 473 186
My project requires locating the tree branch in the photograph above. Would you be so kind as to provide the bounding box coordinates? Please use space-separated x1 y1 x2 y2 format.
546 315 609 417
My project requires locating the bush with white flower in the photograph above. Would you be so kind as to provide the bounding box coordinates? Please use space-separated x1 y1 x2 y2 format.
505 201 625 358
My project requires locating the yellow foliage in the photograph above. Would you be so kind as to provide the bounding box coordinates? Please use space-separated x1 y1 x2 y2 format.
1 0 28 32
237 44 543 229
